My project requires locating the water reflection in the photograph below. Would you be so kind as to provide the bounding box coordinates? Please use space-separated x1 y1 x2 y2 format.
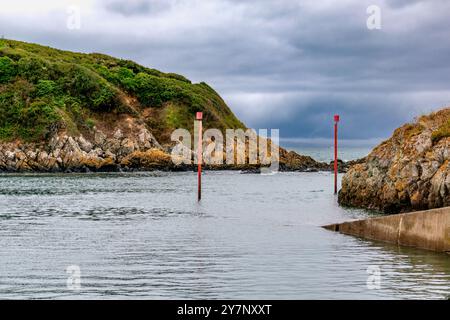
353 238 450 299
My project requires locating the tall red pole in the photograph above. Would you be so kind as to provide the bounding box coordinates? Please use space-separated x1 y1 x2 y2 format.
196 112 203 201
334 114 340 194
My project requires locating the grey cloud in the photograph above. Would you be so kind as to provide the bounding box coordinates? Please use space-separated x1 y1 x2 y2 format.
386 0 428 9
103 0 171 16
0 0 449 146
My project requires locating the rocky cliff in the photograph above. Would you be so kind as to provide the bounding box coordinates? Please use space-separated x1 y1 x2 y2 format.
0 124 176 172
339 108 450 213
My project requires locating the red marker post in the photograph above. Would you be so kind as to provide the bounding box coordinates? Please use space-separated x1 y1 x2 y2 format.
334 114 340 194
196 112 203 201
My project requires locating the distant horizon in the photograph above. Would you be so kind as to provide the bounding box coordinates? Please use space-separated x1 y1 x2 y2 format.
280 136 382 148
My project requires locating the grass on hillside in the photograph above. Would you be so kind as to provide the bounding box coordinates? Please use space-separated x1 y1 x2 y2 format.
418 108 450 144
431 119 450 144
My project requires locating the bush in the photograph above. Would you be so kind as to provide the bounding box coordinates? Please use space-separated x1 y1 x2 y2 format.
61 65 121 111
117 67 134 80
118 59 161 77
19 100 61 139
34 80 58 97
0 91 21 129
0 56 17 83
64 97 82 115
0 79 62 141
63 65 99 96
0 47 25 61
165 73 191 83
131 72 191 107
85 118 96 129
17 57 50 83
95 64 115 82
91 84 119 111
132 73 163 106
0 80 34 125
431 120 450 144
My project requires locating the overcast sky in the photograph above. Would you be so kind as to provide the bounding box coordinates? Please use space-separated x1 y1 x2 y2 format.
1 0 450 147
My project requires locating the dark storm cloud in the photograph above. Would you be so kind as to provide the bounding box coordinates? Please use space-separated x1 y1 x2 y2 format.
104 0 171 16
387 0 427 9
0 0 449 146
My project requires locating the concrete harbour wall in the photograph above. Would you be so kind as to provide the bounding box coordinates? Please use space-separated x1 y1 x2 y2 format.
323 207 450 252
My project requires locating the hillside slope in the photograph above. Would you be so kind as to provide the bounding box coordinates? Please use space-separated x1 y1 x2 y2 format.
0 39 244 144
339 108 450 213
0 39 332 172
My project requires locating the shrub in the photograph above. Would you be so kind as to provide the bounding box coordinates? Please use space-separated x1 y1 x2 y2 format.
95 64 115 82
431 120 450 144
61 65 120 111
64 97 82 116
85 118 96 129
0 47 25 61
117 67 134 80
118 59 161 77
19 100 61 140
0 56 17 83
17 57 50 83
0 80 34 127
165 73 191 83
63 64 99 96
133 72 163 106
131 72 192 107
118 59 146 74
34 80 58 97
91 84 119 111
0 91 20 129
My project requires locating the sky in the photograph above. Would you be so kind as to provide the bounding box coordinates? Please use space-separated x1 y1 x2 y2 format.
1 0 449 147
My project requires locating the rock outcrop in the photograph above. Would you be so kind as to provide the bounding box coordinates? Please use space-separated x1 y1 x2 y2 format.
279 149 330 172
0 126 175 172
339 108 450 213
0 127 353 173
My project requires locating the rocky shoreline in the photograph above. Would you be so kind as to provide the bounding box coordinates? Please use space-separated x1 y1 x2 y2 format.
0 127 354 174
339 108 450 214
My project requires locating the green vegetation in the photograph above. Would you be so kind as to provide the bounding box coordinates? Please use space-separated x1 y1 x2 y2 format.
0 56 17 83
0 39 244 142
431 119 450 144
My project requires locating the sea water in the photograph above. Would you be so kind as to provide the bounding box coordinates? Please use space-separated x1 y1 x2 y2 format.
0 170 448 299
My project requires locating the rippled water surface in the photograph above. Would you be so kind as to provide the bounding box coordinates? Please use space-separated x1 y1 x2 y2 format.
0 171 449 299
